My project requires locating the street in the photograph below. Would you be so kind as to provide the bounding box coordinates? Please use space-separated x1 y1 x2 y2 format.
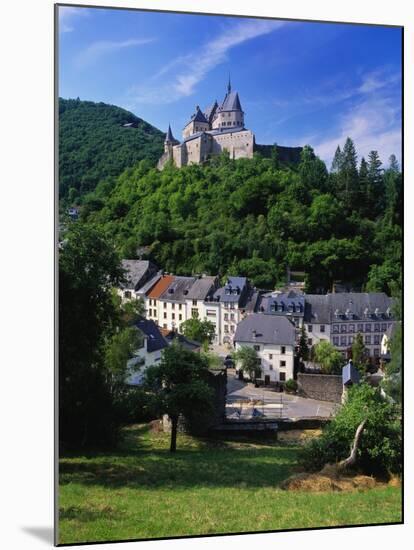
226 369 338 420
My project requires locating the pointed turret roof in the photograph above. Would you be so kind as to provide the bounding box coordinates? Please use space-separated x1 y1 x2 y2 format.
191 105 208 124
165 124 177 143
220 90 242 112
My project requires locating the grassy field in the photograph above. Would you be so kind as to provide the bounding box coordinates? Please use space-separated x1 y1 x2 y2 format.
58 424 402 545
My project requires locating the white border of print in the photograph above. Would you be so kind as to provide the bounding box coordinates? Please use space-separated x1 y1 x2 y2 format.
0 0 412 549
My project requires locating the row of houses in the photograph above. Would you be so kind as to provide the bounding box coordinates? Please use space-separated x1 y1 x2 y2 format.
120 260 397 384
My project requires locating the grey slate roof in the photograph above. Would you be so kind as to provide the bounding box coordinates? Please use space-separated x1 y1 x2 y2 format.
258 290 305 316
204 100 218 123
160 276 197 302
304 292 395 323
234 314 296 346
213 276 248 304
164 331 201 351
182 126 247 144
134 318 167 353
220 90 243 112
342 361 360 386
186 275 218 301
121 260 157 290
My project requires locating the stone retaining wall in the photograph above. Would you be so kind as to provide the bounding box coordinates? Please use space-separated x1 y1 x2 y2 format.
297 373 343 403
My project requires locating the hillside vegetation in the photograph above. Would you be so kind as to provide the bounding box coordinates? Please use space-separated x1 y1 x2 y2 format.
59 98 164 201
80 140 401 294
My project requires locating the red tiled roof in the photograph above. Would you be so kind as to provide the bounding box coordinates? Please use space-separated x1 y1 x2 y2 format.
148 275 175 299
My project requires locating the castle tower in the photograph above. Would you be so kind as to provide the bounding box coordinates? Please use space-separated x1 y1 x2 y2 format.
212 79 244 130
164 124 178 153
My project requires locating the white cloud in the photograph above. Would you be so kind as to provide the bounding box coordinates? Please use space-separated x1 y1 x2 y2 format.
58 6 89 33
127 19 284 105
75 38 156 68
312 94 401 166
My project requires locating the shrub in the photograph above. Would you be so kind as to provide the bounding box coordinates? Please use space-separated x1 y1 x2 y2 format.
284 379 298 392
301 383 401 477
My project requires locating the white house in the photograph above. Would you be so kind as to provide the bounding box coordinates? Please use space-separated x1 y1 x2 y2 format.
234 313 296 384
126 319 168 385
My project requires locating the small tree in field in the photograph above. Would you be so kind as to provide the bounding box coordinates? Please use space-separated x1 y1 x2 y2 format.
232 346 262 382
313 341 343 374
144 343 214 452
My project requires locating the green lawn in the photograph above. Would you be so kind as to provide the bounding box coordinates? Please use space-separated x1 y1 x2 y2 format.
58 424 402 545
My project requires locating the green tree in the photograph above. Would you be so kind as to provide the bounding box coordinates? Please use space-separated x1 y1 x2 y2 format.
382 323 402 404
367 150 384 216
144 344 214 452
180 314 216 348
331 145 343 173
313 341 343 374
337 137 359 209
104 326 142 395
59 223 124 448
232 346 262 382
301 383 401 476
351 332 369 374
298 325 310 362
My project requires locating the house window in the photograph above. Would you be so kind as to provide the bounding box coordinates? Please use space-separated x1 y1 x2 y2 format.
224 325 229 333
280 360 286 367
171 303 175 310
279 372 286 382
148 309 152 317
308 325 313 332
179 304 182 310
320 325 325 333
172 313 175 320
374 335 380 345
269 354 273 360
253 344 260 351
281 346 286 354
124 291 131 299
349 336 354 344
308 338 313 346
349 324 355 333
357 323 363 332
374 323 380 332
340 336 347 346
381 323 387 331
206 310 216 317
365 335 371 345
179 314 182 321
374 348 380 357
333 336 339 346
192 300 197 306
333 325 339 333
149 299 152 306
163 324 167 329
153 300 156 306
341 325 347 333
269 365 273 371
230 325 235 333
224 313 229 321
163 312 167 319
365 324 371 332
230 313 235 321
191 308 198 318
164 302 167 309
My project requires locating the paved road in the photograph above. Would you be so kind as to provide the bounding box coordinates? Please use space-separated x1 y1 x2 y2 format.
226 369 338 420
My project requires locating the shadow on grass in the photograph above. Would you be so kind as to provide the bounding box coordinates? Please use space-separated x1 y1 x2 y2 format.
59 424 301 491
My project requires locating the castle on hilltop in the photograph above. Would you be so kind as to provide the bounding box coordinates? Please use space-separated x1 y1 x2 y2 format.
157 78 255 169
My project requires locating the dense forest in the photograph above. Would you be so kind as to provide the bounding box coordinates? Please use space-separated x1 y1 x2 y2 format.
59 98 165 201
78 138 402 295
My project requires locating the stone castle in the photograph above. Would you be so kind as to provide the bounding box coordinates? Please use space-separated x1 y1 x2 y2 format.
158 79 255 170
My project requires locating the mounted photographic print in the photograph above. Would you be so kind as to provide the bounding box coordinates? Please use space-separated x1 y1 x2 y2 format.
56 2 403 545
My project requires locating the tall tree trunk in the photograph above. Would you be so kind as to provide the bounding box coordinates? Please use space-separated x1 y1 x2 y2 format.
337 419 367 472
170 415 178 453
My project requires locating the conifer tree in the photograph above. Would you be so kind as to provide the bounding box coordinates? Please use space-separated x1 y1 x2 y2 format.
367 150 384 217
337 137 359 210
331 145 343 173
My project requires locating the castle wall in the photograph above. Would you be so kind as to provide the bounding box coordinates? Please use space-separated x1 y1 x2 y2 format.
211 130 254 159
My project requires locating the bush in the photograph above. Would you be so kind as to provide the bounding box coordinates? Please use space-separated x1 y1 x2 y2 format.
113 387 160 424
284 379 298 393
301 383 401 477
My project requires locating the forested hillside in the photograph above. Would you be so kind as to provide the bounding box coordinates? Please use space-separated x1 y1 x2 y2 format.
59 98 165 201
80 139 402 294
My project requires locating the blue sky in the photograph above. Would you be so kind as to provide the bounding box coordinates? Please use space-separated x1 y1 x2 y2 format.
58 5 402 166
